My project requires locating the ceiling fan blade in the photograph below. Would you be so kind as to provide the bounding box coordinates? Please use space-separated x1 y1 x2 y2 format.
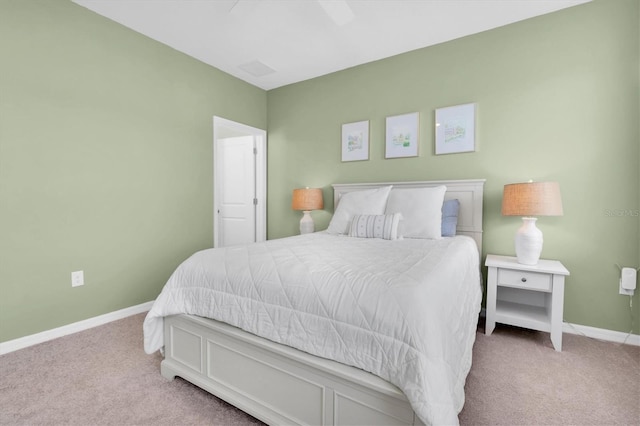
317 0 355 26
228 0 240 13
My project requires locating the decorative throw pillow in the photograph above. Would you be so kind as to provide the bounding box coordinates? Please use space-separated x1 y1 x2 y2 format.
441 199 460 237
327 186 393 235
384 186 446 239
348 213 402 240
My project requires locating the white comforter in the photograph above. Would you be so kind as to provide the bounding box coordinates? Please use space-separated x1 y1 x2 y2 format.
144 232 481 425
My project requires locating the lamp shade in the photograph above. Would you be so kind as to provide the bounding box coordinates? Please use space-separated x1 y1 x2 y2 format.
502 181 563 217
292 188 324 211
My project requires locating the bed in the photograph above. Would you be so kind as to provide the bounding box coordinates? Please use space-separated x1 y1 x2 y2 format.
144 179 485 426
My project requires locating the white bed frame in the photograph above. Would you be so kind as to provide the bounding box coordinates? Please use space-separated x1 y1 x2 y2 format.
161 179 485 426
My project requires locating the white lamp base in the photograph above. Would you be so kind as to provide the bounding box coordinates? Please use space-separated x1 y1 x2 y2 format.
515 217 543 265
299 211 315 234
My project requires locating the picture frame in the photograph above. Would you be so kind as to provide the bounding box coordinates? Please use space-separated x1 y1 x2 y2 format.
341 120 369 162
385 112 419 158
435 103 476 155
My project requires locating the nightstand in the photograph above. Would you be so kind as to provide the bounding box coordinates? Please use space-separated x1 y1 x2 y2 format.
485 254 570 351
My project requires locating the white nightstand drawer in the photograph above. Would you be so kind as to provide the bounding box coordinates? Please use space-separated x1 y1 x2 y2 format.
497 269 552 292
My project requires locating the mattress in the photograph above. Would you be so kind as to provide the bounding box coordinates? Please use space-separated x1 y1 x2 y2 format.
144 232 482 425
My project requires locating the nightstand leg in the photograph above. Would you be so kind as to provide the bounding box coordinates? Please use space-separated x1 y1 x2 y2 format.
549 276 566 351
485 266 497 335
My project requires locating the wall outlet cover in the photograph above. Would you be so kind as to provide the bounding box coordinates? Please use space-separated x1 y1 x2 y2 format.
72 270 84 287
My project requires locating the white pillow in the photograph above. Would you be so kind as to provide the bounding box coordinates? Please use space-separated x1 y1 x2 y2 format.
348 213 402 240
327 186 393 235
384 186 446 239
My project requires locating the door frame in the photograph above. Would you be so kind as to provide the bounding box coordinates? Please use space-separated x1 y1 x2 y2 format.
213 116 267 248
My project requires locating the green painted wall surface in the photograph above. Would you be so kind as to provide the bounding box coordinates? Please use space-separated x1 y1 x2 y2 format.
267 0 640 334
1 0 638 343
0 0 267 342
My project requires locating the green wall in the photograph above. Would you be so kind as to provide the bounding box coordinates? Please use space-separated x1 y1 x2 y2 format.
0 0 267 342
1 0 637 343
267 0 640 334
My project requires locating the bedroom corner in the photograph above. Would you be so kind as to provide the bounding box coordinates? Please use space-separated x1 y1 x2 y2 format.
0 0 267 344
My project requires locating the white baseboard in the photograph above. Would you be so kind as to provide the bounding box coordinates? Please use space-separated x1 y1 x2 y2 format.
479 308 639 347
0 301 154 356
562 322 640 346
3 304 637 356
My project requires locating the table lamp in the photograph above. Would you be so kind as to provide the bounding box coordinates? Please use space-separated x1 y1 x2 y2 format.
501 181 563 265
292 188 324 234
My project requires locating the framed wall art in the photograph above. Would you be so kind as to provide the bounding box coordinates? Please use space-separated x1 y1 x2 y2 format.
341 120 369 162
385 112 419 158
435 103 476 155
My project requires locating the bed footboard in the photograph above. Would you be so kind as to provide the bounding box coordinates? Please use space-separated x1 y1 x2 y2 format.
161 314 425 426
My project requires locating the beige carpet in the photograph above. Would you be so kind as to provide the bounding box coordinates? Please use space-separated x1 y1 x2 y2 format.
1 313 638 425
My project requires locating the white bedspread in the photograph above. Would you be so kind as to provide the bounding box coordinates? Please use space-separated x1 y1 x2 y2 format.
144 232 481 425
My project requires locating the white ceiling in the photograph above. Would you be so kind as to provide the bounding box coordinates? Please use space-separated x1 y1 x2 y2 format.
72 0 591 90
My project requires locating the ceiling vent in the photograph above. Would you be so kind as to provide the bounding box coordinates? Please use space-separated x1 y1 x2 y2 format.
238 60 277 77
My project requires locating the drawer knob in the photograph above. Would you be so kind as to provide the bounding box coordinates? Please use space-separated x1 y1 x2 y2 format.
521 277 527 282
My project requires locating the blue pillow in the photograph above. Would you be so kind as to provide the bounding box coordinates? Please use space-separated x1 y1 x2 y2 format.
441 199 460 237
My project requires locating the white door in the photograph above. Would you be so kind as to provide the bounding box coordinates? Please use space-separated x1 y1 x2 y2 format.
213 117 266 248
217 136 255 247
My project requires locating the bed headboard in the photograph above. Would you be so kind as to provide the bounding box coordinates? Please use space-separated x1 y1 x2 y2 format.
332 179 485 251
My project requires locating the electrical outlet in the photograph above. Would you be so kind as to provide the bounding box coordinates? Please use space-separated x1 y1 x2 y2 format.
620 268 638 296
619 267 636 296
71 270 84 287
619 279 633 296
